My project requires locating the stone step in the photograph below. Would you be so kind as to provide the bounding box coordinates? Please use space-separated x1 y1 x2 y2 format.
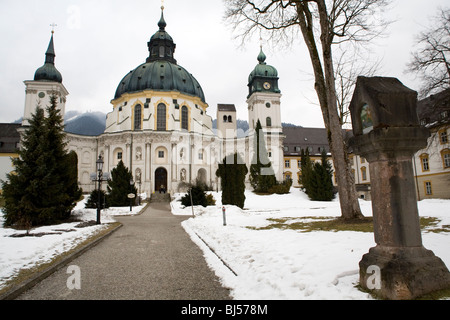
151 192 171 203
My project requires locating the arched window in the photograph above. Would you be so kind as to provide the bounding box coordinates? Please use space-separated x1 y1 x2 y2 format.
181 106 188 130
266 117 272 127
223 115 228 122
361 167 367 181
157 103 166 131
134 104 142 130
228 115 232 123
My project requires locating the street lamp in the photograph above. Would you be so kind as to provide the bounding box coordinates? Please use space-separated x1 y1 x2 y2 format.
129 178 134 212
96 155 104 225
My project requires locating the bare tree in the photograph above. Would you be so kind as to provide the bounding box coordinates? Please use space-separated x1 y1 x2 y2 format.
335 50 382 127
407 7 450 99
225 0 391 220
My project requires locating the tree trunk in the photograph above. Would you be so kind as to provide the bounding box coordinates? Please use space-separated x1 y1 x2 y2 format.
296 1 363 219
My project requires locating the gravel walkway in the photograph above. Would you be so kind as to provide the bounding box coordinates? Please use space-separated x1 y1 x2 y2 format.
16 201 231 300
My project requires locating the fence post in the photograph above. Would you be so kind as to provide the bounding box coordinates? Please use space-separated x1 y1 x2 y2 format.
222 206 226 226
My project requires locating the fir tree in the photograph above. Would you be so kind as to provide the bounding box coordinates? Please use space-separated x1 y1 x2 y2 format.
107 160 137 207
249 120 276 193
181 185 208 207
307 150 335 201
299 148 313 195
2 95 81 227
86 189 108 209
2 106 46 227
39 95 80 222
64 150 83 206
216 153 248 209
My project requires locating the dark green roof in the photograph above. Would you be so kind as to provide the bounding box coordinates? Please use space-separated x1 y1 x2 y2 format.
34 34 62 83
114 60 205 102
248 47 278 83
247 47 280 97
114 8 205 102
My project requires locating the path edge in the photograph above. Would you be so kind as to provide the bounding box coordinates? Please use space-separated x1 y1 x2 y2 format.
0 222 123 300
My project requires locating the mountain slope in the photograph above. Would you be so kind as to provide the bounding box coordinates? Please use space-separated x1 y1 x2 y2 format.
64 111 106 136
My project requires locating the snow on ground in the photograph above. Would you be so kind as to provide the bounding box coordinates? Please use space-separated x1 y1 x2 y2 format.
1 190 448 299
0 198 145 291
174 189 450 300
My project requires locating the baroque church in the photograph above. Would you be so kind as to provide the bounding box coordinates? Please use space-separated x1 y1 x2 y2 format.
20 7 285 196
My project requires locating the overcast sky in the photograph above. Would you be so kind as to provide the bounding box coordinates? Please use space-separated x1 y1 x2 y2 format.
0 0 448 127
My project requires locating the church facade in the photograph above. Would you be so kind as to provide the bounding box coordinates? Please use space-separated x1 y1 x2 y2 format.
20 8 284 197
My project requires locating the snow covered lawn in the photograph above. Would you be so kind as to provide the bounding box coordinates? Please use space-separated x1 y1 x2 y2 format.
1 190 448 300
0 198 145 292
174 189 450 300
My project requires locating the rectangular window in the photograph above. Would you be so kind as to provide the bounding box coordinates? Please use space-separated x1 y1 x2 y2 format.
198 152 203 160
158 151 164 158
444 153 450 168
157 104 166 131
134 105 142 130
421 157 429 171
285 160 290 168
440 130 448 144
425 181 432 195
117 152 122 160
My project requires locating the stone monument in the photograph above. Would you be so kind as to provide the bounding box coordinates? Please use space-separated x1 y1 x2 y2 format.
348 76 450 299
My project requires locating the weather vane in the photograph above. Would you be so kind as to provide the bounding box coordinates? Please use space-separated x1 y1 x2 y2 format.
50 23 57 34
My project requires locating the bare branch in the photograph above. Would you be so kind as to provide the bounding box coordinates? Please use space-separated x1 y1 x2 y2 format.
406 7 450 98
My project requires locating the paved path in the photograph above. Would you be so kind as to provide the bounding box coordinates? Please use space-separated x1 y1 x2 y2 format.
16 201 231 300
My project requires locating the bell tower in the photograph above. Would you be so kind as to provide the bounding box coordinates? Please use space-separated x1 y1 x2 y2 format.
247 47 282 134
23 30 68 126
246 47 284 181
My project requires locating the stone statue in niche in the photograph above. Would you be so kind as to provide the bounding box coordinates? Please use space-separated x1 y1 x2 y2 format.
135 147 142 160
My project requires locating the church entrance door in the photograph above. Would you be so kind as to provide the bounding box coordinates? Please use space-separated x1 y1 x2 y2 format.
155 167 168 192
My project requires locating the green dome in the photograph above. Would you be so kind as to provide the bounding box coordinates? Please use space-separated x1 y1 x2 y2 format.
248 47 278 83
114 60 205 102
34 63 63 83
114 8 205 103
247 47 280 98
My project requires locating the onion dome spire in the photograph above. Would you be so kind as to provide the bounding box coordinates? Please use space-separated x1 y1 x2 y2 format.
44 33 56 64
34 30 62 83
257 47 267 64
158 4 167 30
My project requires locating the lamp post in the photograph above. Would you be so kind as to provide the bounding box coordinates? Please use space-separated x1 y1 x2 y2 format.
130 178 134 212
96 155 104 225
137 173 142 206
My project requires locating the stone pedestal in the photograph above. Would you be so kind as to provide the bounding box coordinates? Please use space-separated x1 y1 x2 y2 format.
350 127 450 299
359 245 450 299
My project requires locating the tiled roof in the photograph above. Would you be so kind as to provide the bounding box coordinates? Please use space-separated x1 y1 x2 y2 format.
417 88 450 128
0 123 21 153
282 127 330 156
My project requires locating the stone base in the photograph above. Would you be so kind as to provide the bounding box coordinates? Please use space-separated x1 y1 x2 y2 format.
359 245 450 299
